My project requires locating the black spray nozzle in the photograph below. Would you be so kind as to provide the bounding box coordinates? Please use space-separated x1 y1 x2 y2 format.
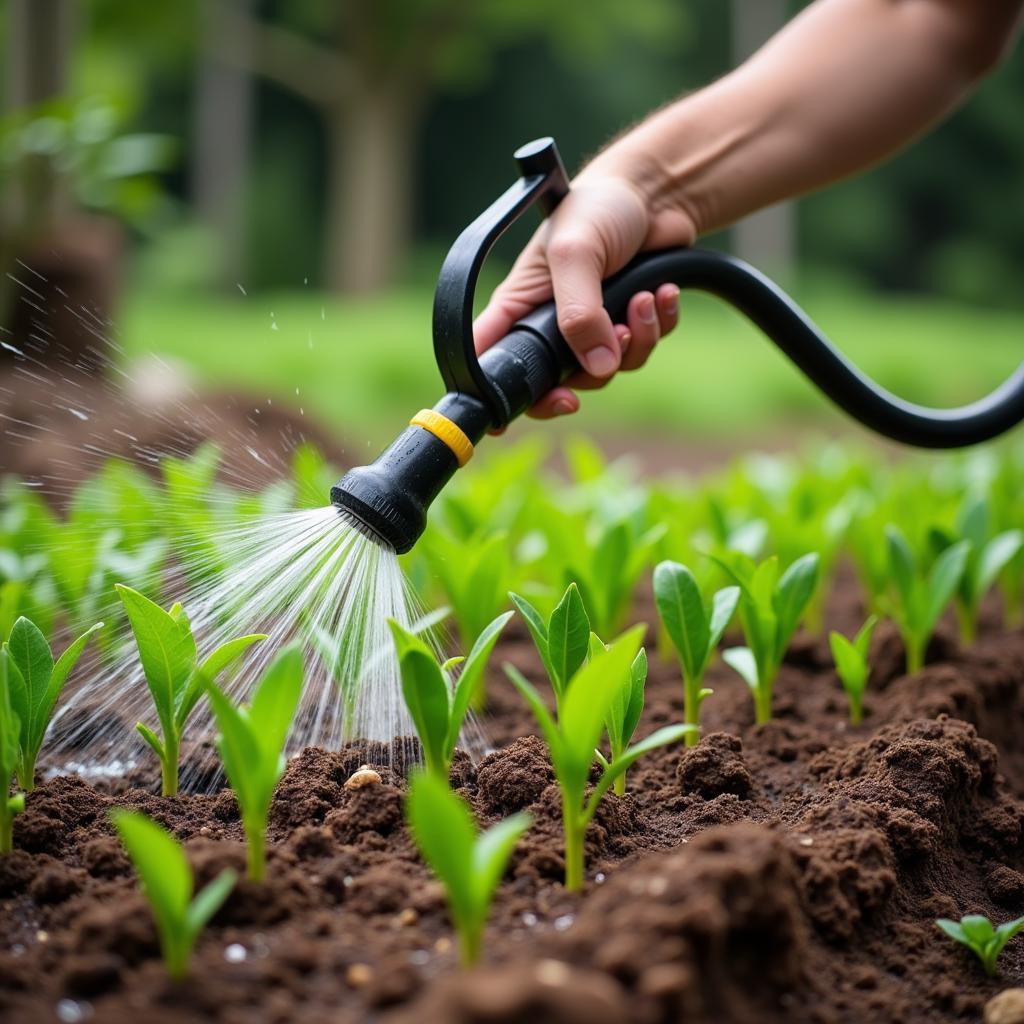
332 138 1024 552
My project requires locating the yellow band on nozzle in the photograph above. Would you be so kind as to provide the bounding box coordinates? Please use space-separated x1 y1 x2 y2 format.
410 409 474 468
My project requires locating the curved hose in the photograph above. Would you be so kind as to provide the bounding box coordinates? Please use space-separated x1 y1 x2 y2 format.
516 248 1024 449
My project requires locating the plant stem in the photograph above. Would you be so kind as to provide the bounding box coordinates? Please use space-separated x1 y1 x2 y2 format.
0 812 11 854
246 821 266 882
905 635 924 675
161 735 179 797
613 772 626 797
754 685 773 725
956 604 977 647
683 675 701 747
16 755 34 794
458 922 481 967
563 795 584 892
849 697 863 728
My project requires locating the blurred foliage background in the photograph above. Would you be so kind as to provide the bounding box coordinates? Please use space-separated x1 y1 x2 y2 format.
1 0 1022 450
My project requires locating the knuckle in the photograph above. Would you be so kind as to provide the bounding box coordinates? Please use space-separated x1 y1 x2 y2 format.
558 305 601 340
548 234 593 265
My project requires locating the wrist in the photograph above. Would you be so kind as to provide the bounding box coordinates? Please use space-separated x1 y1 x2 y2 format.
578 121 707 239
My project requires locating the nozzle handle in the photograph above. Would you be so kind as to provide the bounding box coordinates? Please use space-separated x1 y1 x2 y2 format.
432 138 569 425
508 246 1024 449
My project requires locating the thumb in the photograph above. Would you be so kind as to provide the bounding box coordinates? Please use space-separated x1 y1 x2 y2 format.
472 302 516 355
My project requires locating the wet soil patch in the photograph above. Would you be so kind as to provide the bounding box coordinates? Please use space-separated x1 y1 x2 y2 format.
2 577 1024 1023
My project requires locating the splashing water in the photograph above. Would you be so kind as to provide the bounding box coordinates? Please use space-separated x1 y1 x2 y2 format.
54 506 437 791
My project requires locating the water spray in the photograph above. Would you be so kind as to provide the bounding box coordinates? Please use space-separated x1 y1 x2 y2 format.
332 137 1024 553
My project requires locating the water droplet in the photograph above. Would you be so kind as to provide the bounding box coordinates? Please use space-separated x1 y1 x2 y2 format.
553 914 574 932
67 408 89 422
237 283 247 296
56 1000 92 1023
224 943 247 963
595 872 606 883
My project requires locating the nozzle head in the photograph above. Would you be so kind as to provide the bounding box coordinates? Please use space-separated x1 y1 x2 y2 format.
330 464 426 554
330 421 469 554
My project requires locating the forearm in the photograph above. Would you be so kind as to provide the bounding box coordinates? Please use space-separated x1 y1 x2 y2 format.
589 0 1023 235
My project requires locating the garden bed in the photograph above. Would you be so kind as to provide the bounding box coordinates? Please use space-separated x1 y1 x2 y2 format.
2 570 1023 1024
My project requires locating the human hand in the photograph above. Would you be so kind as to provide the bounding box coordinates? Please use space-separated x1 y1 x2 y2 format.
473 166 696 418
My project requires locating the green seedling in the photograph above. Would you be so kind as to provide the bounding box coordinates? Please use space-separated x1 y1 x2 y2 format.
929 496 1024 645
828 615 878 726
420 526 510 707
111 809 237 980
406 770 531 965
653 561 740 745
116 584 265 796
0 649 25 853
884 526 969 674
390 612 513 784
936 914 1024 977
506 626 693 890
715 552 820 724
509 583 591 716
205 645 304 882
590 633 647 795
5 616 102 790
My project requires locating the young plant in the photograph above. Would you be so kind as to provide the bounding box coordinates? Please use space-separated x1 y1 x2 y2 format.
111 809 237 980
509 583 590 716
715 552 820 724
406 770 531 965
0 648 25 854
5 616 102 790
828 615 878 726
419 526 510 707
884 526 969 674
653 561 740 745
936 914 1024 977
506 627 693 890
589 633 647 795
389 612 513 784
929 496 1024 645
205 645 304 882
116 585 265 796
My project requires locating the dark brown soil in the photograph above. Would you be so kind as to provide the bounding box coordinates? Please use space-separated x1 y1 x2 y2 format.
3 575 1024 1024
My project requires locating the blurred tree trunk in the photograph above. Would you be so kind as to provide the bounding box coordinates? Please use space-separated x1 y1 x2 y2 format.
224 13 429 294
730 0 795 281
192 0 255 289
325 82 419 294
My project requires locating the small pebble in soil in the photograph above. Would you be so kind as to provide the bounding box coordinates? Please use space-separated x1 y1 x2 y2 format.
409 951 430 966
435 937 451 954
799 836 815 847
56 1000 92 1023
535 960 571 986
553 914 575 932
224 944 248 963
397 908 418 927
521 912 538 928
346 963 373 988
345 767 382 790
595 872 606 883
36 930 49 943
986 989 1024 1024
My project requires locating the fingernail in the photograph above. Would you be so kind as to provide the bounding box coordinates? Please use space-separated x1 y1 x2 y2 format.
585 345 619 377
553 398 575 416
664 286 680 315
619 330 632 349
639 295 657 324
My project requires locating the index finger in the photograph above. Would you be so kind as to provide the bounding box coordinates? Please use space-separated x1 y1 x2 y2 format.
546 234 620 379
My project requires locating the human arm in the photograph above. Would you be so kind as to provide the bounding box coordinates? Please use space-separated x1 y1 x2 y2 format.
474 0 1024 418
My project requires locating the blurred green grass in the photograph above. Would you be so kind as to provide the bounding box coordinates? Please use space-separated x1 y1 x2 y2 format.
120 283 1023 448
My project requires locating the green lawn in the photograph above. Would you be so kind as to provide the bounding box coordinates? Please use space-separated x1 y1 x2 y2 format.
120 282 1023 448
